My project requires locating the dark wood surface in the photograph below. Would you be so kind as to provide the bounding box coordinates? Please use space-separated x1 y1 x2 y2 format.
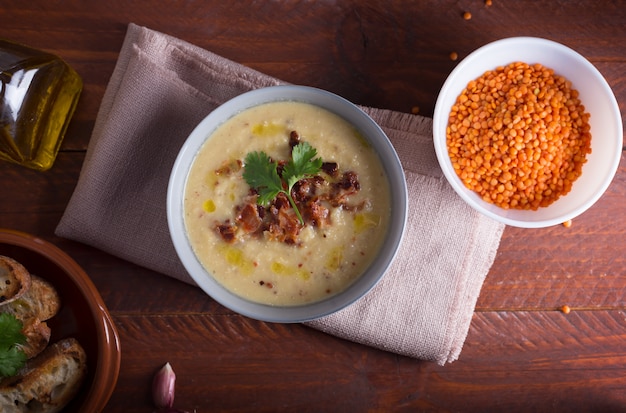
1 1 625 412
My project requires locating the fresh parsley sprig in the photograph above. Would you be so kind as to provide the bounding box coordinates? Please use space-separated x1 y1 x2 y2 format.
243 141 323 225
0 313 27 378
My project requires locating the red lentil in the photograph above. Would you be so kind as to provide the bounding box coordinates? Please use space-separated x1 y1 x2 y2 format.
446 62 592 210
560 305 571 314
463 11 472 20
449 51 459 61
562 219 572 228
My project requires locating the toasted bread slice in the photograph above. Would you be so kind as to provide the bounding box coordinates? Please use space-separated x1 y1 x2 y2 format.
19 319 52 360
0 338 87 413
1 275 61 360
0 275 61 323
0 256 31 306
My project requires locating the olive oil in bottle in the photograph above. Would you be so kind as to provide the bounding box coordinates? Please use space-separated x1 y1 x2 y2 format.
0 39 82 171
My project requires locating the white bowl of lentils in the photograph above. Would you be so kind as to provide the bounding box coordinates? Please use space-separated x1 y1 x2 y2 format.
433 37 622 228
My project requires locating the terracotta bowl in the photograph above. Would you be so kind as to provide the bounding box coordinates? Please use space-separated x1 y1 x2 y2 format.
0 228 120 413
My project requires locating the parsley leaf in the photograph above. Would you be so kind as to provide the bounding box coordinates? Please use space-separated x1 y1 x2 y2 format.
283 142 324 189
0 313 27 378
243 141 322 225
242 151 283 207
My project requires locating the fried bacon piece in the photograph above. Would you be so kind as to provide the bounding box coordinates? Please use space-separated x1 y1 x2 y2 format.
236 203 262 233
275 205 302 244
304 199 330 228
321 162 339 178
328 171 360 207
289 130 301 148
265 193 302 244
272 191 291 211
292 176 331 227
334 171 360 193
276 159 287 178
292 176 324 202
215 221 237 244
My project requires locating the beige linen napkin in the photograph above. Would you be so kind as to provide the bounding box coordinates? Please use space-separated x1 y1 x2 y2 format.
56 23 504 365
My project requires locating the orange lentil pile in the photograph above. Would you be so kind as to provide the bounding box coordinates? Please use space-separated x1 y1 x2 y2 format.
446 62 592 210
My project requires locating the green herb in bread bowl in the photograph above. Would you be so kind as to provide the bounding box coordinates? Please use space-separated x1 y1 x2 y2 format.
0 313 27 378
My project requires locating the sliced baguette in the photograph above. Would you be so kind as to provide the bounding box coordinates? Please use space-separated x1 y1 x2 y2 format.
0 275 61 323
0 256 31 306
1 275 61 360
19 319 52 360
0 338 87 413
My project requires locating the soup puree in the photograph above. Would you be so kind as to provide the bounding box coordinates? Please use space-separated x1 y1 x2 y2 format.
184 101 391 306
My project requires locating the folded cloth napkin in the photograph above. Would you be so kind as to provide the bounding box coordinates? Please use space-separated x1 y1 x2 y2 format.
56 23 504 365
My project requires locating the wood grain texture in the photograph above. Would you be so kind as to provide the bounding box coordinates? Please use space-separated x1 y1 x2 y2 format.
104 311 626 412
0 1 624 411
3 1 626 120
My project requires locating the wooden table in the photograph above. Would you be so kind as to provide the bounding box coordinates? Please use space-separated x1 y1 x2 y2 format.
1 1 625 411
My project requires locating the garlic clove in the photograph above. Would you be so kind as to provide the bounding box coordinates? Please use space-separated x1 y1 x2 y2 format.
152 362 176 408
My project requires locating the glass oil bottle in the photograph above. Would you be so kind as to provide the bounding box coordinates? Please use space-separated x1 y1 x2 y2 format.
0 39 82 171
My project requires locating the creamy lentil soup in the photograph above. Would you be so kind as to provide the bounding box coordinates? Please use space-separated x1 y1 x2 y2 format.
184 101 391 306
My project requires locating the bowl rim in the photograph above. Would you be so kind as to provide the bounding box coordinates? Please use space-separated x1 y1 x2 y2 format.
0 228 121 413
167 85 408 323
433 36 623 228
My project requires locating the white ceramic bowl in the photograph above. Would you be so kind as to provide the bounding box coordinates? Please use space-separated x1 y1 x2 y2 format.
167 85 407 322
433 37 623 228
